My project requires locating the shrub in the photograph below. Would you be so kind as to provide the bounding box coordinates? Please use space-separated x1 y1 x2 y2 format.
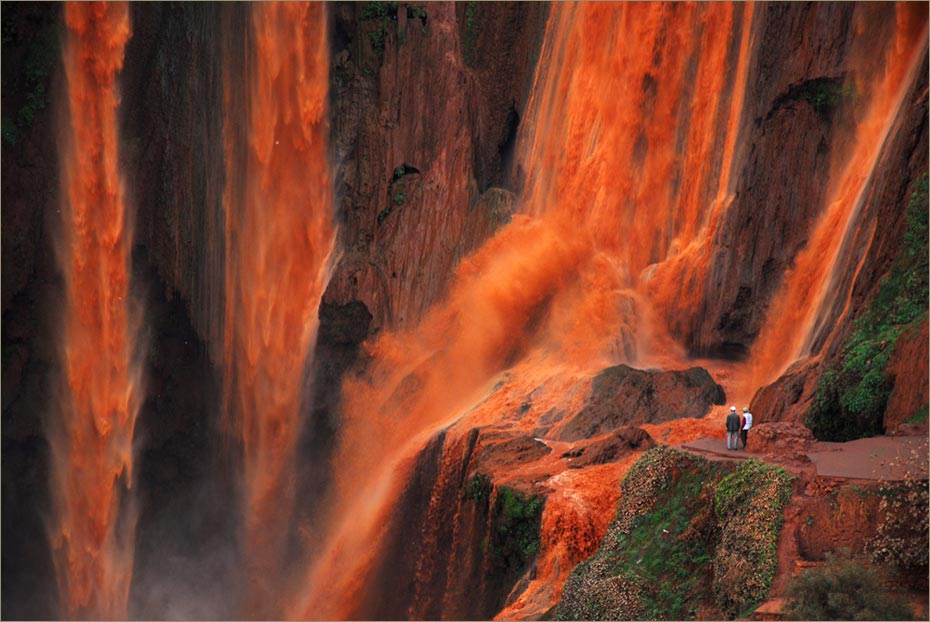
806 173 929 441
466 472 492 504
783 551 913 620
869 480 929 581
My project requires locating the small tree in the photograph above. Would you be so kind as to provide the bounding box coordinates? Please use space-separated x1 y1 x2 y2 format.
783 551 913 621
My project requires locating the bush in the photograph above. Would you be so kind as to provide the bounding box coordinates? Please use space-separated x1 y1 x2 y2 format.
806 173 929 441
492 486 544 569
783 551 913 620
869 480 929 580
358 2 398 50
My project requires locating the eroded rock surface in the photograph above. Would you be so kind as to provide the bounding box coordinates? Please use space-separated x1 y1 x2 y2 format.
555 365 726 442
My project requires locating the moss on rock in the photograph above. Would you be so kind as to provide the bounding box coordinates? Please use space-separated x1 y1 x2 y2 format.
555 447 794 620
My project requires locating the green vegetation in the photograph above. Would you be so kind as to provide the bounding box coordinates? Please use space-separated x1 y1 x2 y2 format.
393 192 406 205
2 8 59 146
555 447 795 620
612 460 716 619
783 551 913 620
712 459 794 617
806 173 929 441
406 4 428 25
463 2 478 67
467 472 492 504
490 486 544 578
781 77 857 121
359 2 398 50
393 165 407 180
906 404 928 424
377 205 393 224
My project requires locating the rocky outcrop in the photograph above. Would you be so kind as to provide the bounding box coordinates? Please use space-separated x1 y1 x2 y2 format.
324 2 547 332
562 427 656 470
884 316 929 432
554 365 726 442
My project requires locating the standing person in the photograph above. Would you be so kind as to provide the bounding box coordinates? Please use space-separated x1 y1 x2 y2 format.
741 407 753 450
726 406 741 450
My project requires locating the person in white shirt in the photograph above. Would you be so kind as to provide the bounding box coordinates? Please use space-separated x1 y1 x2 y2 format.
740 407 753 450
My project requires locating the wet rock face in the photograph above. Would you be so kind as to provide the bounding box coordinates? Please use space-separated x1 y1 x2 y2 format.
324 2 547 332
677 3 858 358
121 2 229 362
555 365 726 442
563 426 656 470
752 55 929 426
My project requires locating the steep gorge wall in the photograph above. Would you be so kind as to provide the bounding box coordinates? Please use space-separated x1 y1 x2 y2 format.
681 2 859 358
323 1 548 332
752 51 928 425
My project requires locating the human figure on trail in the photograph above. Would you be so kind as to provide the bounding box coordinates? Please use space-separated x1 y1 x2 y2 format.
741 407 753 450
726 405 741 450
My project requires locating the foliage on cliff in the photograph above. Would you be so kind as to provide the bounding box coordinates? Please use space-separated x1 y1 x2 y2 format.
490 486 544 581
869 479 929 583
807 172 929 440
554 447 794 620
712 459 794 617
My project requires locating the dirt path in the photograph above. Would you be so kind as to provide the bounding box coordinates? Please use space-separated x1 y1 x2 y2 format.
677 434 927 481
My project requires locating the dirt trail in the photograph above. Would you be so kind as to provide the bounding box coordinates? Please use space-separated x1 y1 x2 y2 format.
678 434 927 481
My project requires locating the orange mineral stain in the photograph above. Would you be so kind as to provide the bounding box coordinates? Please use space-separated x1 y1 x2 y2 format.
51 2 138 619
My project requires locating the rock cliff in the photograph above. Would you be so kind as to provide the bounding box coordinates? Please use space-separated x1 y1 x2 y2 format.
323 2 547 332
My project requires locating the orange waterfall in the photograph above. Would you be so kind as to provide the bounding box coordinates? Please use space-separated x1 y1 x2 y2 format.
50 2 139 619
749 3 928 389
221 2 335 617
291 3 752 618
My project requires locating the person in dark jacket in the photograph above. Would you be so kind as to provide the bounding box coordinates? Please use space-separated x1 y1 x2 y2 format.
726 406 741 450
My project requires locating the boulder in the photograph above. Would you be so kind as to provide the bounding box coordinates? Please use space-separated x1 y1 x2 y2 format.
747 421 816 458
555 365 725 441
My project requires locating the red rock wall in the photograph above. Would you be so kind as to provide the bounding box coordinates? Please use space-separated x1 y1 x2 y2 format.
324 2 548 332
683 3 859 358
884 317 929 432
752 52 929 425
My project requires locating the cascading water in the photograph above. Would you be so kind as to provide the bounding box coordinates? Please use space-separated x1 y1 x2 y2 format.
221 2 335 617
293 3 755 618
21 1 925 619
49 2 139 619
